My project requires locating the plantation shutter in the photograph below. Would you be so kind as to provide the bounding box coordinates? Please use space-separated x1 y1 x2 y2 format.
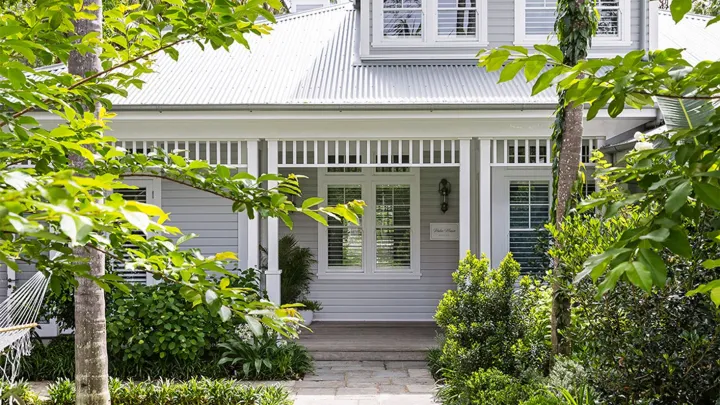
597 0 620 37
437 0 478 38
112 188 151 284
525 0 556 36
382 0 423 38
375 185 412 269
509 181 550 273
327 185 363 269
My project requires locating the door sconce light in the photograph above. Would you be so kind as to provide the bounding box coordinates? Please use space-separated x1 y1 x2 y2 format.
438 179 451 213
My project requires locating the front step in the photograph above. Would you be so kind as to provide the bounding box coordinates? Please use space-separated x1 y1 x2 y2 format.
310 350 428 362
299 321 438 362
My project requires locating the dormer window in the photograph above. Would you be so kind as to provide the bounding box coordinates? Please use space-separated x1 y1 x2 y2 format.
373 0 488 47
513 0 632 47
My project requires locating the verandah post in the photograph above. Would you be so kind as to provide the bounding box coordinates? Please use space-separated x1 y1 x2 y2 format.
246 140 260 270
479 139 492 263
459 138 472 259
265 140 282 305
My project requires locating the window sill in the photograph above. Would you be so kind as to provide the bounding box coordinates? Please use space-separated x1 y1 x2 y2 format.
317 272 423 280
371 41 489 49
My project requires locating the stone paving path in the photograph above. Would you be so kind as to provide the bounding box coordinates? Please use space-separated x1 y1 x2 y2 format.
289 360 438 405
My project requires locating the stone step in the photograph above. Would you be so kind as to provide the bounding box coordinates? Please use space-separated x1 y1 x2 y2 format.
310 350 428 362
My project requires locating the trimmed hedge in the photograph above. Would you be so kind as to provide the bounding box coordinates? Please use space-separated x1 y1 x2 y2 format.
47 378 293 405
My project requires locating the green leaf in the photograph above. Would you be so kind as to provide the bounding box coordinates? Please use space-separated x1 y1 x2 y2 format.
666 228 692 258
219 305 232 322
665 181 691 214
60 214 93 244
499 45 529 55
499 60 525 83
483 50 511 72
245 315 263 336
608 95 625 118
670 0 692 23
531 66 563 96
598 261 631 296
638 248 667 286
702 259 720 269
524 55 547 82
301 197 323 210
639 228 669 242
302 209 328 226
533 44 563 63
205 289 218 305
707 14 720 26
693 181 720 210
626 261 653 293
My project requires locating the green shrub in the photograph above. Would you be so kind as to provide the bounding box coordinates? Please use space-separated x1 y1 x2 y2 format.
546 358 588 395
434 252 551 380
219 324 313 380
46 378 293 405
0 381 40 405
427 346 445 381
438 368 539 405
520 393 562 405
18 335 75 381
549 210 720 404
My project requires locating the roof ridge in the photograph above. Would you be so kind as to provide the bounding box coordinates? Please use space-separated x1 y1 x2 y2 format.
274 3 352 23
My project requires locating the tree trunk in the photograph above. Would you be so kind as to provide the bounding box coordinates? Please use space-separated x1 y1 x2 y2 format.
550 101 584 357
68 1 110 404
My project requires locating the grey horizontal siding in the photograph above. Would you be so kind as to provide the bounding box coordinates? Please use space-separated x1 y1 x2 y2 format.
369 0 643 58
280 167 458 321
162 180 242 259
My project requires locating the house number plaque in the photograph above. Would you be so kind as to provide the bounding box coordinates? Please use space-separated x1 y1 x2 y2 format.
430 223 459 240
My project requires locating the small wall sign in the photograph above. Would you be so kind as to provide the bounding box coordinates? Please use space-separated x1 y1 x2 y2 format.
430 223 459 240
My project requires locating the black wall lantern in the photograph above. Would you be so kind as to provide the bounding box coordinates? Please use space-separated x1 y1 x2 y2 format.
438 178 451 213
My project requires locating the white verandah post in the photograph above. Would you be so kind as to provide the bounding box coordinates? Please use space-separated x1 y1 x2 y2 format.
265 140 282 305
459 138 472 259
245 140 260 270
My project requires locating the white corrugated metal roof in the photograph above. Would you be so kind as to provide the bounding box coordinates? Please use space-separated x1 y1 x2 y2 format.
659 10 720 64
93 4 557 108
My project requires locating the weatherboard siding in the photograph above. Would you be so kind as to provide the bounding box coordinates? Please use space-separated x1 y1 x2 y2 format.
280 167 459 321
367 0 643 58
161 180 245 267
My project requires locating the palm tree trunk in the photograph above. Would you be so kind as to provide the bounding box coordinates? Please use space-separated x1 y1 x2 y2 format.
68 1 110 404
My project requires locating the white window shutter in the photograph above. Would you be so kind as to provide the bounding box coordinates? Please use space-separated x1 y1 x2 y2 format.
112 187 152 284
508 181 550 273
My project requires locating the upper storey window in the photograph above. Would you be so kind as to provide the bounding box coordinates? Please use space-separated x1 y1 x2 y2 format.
514 0 632 47
374 0 488 46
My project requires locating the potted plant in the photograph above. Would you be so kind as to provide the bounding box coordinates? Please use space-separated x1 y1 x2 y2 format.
297 300 323 326
261 235 322 325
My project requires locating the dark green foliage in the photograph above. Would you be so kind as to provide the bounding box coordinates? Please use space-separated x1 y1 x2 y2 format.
435 252 551 380
106 282 238 364
21 269 313 381
437 368 540 405
262 234 317 306
426 346 445 381
47 378 293 405
219 325 313 380
550 209 720 404
297 300 322 312
18 335 75 381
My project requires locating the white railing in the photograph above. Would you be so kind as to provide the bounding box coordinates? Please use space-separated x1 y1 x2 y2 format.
276 139 460 167
115 140 248 168
490 138 603 166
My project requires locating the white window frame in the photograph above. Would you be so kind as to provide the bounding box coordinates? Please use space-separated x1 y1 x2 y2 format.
317 168 421 280
115 177 162 286
372 0 488 48
513 0 632 47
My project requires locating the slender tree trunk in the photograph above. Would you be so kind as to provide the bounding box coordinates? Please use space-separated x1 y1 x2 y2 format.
550 101 584 357
68 1 110 404
549 0 593 358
